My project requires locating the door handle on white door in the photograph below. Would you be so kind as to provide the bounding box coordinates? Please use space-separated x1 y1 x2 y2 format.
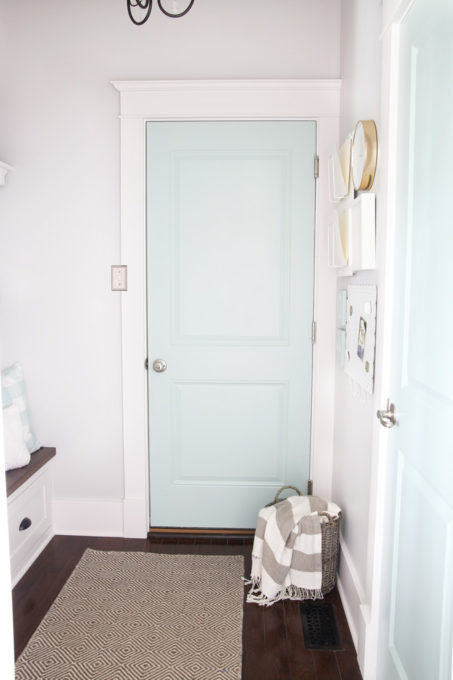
152 359 167 373
377 399 397 428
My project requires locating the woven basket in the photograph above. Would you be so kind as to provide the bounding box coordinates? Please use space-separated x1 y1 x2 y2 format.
319 510 341 595
266 486 341 596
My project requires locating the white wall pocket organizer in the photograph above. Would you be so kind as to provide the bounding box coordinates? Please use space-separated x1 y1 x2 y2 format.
328 136 352 202
328 211 346 268
328 193 375 275
336 290 347 327
344 285 377 394
336 328 347 368
0 161 13 186
335 290 348 368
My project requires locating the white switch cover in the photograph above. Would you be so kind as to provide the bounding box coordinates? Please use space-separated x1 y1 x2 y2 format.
111 265 127 291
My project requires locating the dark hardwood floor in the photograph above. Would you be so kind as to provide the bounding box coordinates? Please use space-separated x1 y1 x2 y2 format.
12 535 362 680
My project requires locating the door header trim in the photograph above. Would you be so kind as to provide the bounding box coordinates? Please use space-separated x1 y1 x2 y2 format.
112 79 341 119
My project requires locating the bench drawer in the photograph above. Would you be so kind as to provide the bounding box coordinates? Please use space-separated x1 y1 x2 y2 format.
8 466 53 584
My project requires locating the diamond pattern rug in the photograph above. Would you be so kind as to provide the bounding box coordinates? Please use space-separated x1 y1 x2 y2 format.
15 549 244 679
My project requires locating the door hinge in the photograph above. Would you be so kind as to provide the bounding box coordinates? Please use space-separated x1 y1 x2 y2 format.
144 357 148 370
307 479 313 495
311 321 317 344
314 155 319 179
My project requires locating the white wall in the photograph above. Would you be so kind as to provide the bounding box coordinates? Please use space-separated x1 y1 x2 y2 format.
0 348 15 679
332 0 382 670
0 0 341 527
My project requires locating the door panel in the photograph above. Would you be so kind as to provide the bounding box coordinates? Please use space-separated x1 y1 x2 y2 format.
379 0 453 677
389 454 453 680
173 153 290 343
147 121 316 528
173 381 288 483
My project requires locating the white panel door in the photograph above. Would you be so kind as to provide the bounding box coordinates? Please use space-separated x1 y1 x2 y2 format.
146 121 316 528
378 1 453 677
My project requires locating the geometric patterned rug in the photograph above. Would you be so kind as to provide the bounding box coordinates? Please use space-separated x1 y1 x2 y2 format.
15 550 244 679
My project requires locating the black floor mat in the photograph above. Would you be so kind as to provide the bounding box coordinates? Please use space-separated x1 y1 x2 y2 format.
300 601 342 650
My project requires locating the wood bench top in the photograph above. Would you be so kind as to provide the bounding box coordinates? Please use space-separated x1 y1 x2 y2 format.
6 447 56 497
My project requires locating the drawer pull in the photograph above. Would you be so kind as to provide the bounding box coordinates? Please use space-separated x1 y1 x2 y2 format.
19 517 32 532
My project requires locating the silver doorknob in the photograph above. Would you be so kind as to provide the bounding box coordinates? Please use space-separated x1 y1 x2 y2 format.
377 399 397 428
152 359 167 373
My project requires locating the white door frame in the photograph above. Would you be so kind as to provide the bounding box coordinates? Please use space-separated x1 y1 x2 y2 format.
111 80 341 538
359 1 417 676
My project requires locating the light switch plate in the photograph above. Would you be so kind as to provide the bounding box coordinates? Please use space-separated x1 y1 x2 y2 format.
111 265 127 291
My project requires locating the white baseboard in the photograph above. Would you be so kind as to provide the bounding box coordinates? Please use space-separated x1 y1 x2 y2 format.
337 534 369 674
53 498 124 537
337 574 358 647
123 497 148 538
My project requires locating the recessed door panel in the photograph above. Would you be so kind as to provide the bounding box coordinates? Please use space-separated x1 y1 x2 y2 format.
173 381 288 483
389 454 453 680
173 153 290 343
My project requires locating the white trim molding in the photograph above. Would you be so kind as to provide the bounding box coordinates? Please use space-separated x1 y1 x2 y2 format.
382 0 415 35
337 534 369 668
112 79 341 119
112 79 341 538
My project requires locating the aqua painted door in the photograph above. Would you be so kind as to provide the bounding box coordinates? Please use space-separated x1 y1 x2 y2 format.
146 121 316 528
377 1 453 677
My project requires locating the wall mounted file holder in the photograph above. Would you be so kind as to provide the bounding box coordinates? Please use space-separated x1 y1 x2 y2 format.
328 193 376 276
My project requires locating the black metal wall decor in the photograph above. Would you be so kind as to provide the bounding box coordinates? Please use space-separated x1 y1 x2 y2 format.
127 0 195 25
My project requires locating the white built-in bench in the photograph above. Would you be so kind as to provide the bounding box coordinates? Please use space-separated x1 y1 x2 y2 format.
5 447 55 587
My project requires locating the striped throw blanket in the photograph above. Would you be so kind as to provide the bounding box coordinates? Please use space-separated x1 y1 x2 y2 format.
247 495 341 606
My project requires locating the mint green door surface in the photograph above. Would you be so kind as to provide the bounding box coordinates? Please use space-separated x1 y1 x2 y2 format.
146 121 316 528
378 1 453 677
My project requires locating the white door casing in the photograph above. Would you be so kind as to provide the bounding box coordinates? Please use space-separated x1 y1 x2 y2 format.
112 80 340 538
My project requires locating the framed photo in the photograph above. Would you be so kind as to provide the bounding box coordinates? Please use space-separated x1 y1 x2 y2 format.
357 317 367 360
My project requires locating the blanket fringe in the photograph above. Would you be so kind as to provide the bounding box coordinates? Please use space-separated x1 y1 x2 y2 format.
246 578 324 606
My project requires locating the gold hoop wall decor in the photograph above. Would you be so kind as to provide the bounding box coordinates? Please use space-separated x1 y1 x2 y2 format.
351 120 378 191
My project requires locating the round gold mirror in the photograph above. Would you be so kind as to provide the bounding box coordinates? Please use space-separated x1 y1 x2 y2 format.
351 120 377 191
